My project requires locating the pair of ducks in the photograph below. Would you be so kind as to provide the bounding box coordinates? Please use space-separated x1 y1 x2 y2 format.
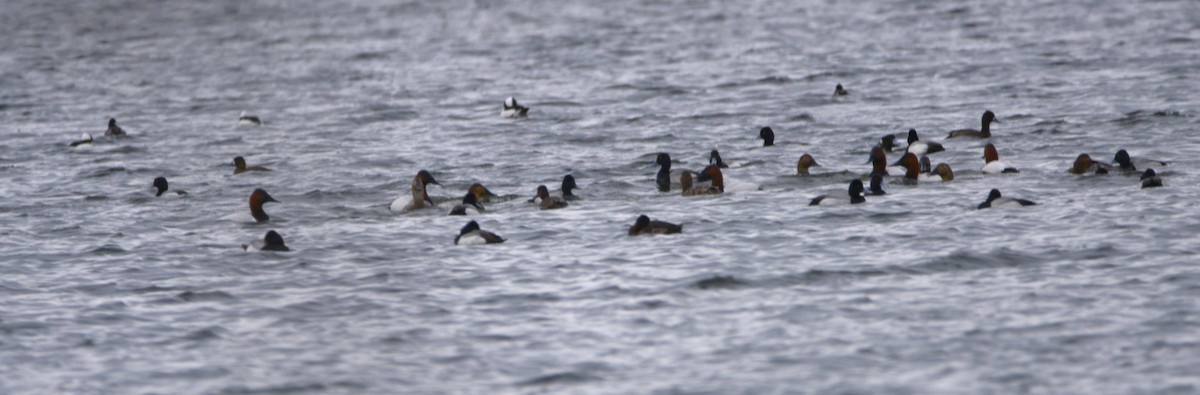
1069 150 1168 188
69 118 127 147
455 213 682 246
151 156 272 196
392 170 579 214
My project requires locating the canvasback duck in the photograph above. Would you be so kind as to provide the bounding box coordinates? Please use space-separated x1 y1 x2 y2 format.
70 133 93 147
683 165 724 196
390 170 440 212
467 183 497 203
1113 149 1168 171
865 175 887 196
947 110 998 138
152 177 188 197
977 189 1036 209
833 83 849 96
535 185 568 209
919 163 954 182
759 127 775 147
560 175 580 201
796 153 820 175
981 143 1019 174
233 156 271 174
242 230 289 252
105 118 126 137
238 111 262 126
226 188 280 223
810 179 866 206
449 191 485 216
1140 169 1163 188
893 152 922 183
455 220 505 245
628 215 682 236
905 129 945 156
1068 154 1114 175
709 149 730 168
501 97 529 118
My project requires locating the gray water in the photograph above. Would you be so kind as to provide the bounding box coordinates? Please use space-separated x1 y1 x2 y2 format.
3 0 1200 393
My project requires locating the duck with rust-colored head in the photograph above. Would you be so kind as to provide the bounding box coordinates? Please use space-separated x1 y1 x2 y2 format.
233 156 271 174
981 144 1019 174
390 170 440 213
796 153 820 176
1068 154 1114 175
224 188 280 223
682 165 724 196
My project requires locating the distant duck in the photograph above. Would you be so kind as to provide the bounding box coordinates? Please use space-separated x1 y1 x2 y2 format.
682 165 724 196
628 215 682 236
981 143 1019 174
656 153 681 192
904 129 945 156
1113 149 1168 171
809 179 866 206
709 149 729 168
796 153 820 176
449 191 485 216
225 188 280 223
535 185 568 210
880 134 901 152
560 175 581 201
105 118 126 137
865 175 887 196
390 170 440 213
242 230 290 252
152 177 188 197
1140 169 1163 189
467 183 498 203
69 133 93 147
759 127 775 147
501 97 529 118
238 111 262 126
919 155 932 174
977 189 1036 209
455 220 505 245
1068 154 1114 175
833 83 849 96
947 110 998 139
920 163 955 182
232 156 271 174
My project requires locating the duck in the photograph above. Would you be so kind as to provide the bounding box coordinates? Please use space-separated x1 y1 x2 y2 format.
232 156 271 174
981 143 1020 174
1113 149 1168 171
880 134 902 152
759 127 775 147
904 129 945 156
977 189 1036 209
69 133 93 147
628 215 683 236
892 152 922 183
919 156 932 174
947 110 998 138
105 118 126 137
466 183 497 203
535 185 568 209
152 177 188 197
709 149 730 168
242 230 290 252
1068 154 1114 175
682 165 724 196
869 146 901 177
796 153 820 175
449 191 485 216
809 180 866 206
1140 169 1163 188
454 220 505 245
656 153 693 192
833 83 849 96
920 163 955 182
390 170 440 213
225 188 280 223
560 175 580 201
501 97 529 118
865 175 887 196
238 111 262 126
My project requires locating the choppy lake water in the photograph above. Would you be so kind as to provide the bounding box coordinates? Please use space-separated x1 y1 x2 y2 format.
3 0 1200 393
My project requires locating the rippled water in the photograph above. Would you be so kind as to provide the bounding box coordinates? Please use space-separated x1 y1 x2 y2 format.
3 0 1200 393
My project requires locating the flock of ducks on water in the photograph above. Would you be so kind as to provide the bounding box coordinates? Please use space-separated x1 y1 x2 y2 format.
72 86 1169 250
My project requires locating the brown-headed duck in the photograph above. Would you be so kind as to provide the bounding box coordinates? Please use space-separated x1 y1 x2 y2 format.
233 156 271 174
535 185 568 209
796 153 820 175
919 163 955 182
947 110 998 138
981 143 1019 174
1068 154 1114 175
390 170 440 213
682 165 724 196
628 215 682 236
225 188 279 223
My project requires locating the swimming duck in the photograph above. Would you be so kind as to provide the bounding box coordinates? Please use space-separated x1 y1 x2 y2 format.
655 153 693 192
466 183 497 203
1140 169 1163 188
152 177 188 197
1113 149 1168 171
242 230 290 252
981 143 1019 174
833 83 849 96
920 163 955 182
238 111 262 126
628 215 683 236
865 175 887 196
105 118 126 137
809 180 866 206
892 153 922 183
69 133 93 147
796 153 820 175
501 97 529 118
535 185 568 209
870 146 900 177
709 149 730 168
226 188 279 223
560 175 580 201
455 220 505 245
1068 154 1114 175
977 189 1036 209
759 127 775 147
683 165 724 196
947 110 998 138
880 134 901 152
905 129 945 156
449 191 485 216
390 170 440 213
233 156 271 174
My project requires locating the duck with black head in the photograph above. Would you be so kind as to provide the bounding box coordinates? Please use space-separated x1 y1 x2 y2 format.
865 175 887 196
225 188 280 223
709 150 729 168
628 215 682 236
977 189 1036 209
70 133 93 147
105 118 126 137
833 83 849 96
809 180 866 206
655 153 694 192
759 127 775 147
238 111 262 126
449 191 486 216
1140 169 1164 189
1113 149 1168 171
152 177 187 197
880 134 901 152
243 230 289 252
947 110 998 139
455 220 505 245
560 175 580 201
233 156 271 174
501 97 529 118
904 129 945 156
390 170 440 213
